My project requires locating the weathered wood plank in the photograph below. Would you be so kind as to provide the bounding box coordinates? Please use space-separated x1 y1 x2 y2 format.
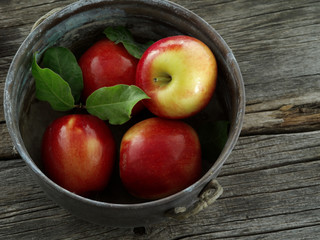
0 131 319 239
220 130 320 177
0 123 18 159
242 91 320 135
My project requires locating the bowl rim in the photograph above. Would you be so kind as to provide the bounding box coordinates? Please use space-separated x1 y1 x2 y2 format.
4 0 245 209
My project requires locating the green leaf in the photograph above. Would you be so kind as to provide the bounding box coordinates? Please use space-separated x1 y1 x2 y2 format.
103 26 154 59
32 53 75 111
86 84 150 125
197 121 230 161
41 47 83 103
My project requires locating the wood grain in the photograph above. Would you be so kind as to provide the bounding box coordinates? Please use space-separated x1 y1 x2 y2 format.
243 91 320 135
0 131 319 239
0 124 18 160
0 0 320 239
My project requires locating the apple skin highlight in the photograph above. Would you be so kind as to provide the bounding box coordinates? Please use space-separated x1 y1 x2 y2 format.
119 117 202 200
136 35 217 119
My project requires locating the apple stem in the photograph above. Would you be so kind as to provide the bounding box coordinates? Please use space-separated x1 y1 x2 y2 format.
74 104 86 109
153 76 172 84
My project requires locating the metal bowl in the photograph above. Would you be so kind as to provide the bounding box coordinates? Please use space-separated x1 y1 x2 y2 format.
4 0 245 227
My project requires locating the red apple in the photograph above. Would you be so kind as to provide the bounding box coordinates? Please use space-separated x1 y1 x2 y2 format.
42 114 116 195
119 117 202 200
78 39 144 114
136 35 217 119
79 39 139 99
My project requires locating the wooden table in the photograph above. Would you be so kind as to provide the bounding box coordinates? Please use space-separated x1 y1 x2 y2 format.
1 0 319 239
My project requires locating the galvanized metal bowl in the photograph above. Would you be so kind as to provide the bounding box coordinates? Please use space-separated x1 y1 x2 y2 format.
4 0 245 227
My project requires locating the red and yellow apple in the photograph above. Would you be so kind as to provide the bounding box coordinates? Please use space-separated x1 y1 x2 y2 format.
119 117 202 200
41 114 116 195
136 35 217 119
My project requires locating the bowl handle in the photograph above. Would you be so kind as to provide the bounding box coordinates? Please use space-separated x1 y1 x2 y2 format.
166 179 223 220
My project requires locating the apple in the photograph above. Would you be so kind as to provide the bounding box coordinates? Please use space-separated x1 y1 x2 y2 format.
119 117 202 200
79 39 139 99
41 114 116 195
136 35 217 119
78 39 144 114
